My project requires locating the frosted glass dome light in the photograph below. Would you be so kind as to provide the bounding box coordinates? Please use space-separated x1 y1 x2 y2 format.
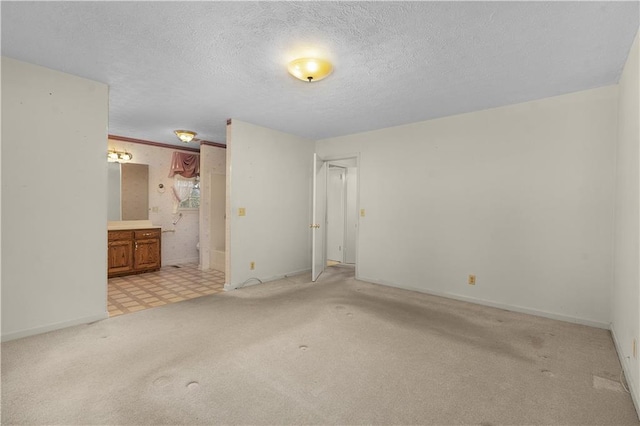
174 130 197 143
287 58 333 82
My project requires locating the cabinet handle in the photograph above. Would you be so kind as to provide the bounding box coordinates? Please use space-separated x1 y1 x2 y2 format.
135 242 138 250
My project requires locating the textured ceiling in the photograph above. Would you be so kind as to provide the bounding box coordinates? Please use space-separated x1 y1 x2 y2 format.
2 2 638 148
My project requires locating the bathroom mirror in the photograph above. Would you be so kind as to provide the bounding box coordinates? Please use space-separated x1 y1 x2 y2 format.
107 163 149 220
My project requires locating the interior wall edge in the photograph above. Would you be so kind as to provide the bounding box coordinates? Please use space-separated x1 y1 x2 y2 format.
611 325 640 419
227 119 313 287
1 312 109 343
2 57 108 338
360 276 611 330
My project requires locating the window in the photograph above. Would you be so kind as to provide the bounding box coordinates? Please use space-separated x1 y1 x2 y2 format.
174 176 200 210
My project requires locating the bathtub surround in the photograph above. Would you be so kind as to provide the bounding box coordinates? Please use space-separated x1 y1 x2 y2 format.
2 266 638 424
199 144 226 271
107 139 200 266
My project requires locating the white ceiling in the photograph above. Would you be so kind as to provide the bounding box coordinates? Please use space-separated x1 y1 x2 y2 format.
2 2 638 148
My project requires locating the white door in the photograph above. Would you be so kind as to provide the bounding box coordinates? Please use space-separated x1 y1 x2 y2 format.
312 153 327 281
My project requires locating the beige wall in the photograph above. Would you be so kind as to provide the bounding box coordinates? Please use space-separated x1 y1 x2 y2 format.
612 29 640 412
2 57 109 340
317 85 618 328
226 120 314 288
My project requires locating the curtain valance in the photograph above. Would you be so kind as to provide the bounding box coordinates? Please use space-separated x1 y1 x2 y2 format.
168 152 200 178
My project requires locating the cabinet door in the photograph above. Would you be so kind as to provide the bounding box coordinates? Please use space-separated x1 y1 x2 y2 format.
108 240 134 275
134 238 160 270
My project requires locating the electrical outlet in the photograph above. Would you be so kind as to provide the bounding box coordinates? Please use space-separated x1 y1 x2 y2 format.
250 261 255 270
633 339 637 359
360 209 366 217
238 207 246 216
468 274 476 285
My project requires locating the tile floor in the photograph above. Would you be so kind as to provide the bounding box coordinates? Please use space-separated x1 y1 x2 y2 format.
108 263 225 317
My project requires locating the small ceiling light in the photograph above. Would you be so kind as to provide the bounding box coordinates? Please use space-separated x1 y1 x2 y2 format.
107 149 133 162
287 58 333 82
119 152 133 161
174 130 197 143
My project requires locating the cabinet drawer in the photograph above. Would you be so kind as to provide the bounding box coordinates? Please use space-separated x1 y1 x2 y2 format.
108 230 133 241
135 229 160 239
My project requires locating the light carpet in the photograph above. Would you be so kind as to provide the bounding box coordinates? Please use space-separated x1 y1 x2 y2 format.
2 265 638 425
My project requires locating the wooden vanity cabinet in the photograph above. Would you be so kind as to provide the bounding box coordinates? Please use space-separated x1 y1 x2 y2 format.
133 230 161 271
108 228 161 277
108 231 134 276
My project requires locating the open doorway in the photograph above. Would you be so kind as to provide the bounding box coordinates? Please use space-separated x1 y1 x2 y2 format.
312 154 359 281
106 139 227 317
326 160 357 267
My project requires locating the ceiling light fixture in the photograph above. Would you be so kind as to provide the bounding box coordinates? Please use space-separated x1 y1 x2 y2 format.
174 130 197 143
287 58 333 82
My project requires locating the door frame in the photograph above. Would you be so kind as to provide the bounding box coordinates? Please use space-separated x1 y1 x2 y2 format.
312 153 327 281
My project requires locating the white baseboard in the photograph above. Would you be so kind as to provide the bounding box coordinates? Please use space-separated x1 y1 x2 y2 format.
358 276 610 329
611 326 640 419
1 312 109 342
224 268 311 291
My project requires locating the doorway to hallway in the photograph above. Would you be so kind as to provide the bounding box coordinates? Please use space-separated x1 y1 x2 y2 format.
312 154 359 281
326 163 357 266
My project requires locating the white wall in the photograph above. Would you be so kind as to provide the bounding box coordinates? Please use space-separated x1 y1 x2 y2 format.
317 86 618 328
107 162 121 220
199 144 226 270
1 57 109 341
226 120 314 288
345 166 358 264
107 139 200 265
612 30 640 411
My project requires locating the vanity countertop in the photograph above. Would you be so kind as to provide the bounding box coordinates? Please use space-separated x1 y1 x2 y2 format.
107 220 162 231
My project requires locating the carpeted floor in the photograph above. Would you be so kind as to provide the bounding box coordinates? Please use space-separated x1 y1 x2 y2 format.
2 265 639 425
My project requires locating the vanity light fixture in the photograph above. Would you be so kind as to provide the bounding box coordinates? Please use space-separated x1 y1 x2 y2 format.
107 149 133 162
287 58 333 82
174 130 197 143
